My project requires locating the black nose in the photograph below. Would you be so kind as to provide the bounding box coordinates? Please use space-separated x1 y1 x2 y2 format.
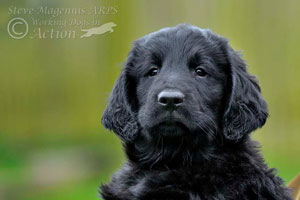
158 90 185 109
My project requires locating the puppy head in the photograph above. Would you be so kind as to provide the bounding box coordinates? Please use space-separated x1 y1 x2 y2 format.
102 24 268 144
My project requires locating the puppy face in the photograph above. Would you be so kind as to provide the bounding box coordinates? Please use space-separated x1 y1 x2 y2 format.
135 28 227 139
102 24 268 145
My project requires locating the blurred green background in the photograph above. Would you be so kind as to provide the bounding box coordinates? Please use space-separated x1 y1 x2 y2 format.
0 0 299 199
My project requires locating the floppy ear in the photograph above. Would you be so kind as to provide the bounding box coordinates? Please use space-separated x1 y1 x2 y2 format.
101 64 139 143
222 44 268 141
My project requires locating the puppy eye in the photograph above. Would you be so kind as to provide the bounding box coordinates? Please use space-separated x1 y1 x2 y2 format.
195 67 207 77
147 67 159 77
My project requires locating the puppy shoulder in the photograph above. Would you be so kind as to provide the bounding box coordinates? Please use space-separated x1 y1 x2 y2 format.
100 162 150 200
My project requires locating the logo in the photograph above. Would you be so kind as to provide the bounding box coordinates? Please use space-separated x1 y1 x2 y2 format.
7 18 29 39
7 5 118 40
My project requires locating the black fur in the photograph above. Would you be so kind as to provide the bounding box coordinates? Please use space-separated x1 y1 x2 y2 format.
101 24 292 200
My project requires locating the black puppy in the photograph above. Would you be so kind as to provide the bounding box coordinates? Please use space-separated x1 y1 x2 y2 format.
101 24 292 200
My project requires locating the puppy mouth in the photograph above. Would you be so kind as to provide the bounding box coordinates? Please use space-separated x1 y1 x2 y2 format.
151 120 190 137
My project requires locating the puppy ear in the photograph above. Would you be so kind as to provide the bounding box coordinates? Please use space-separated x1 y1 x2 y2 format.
101 65 139 143
222 44 268 141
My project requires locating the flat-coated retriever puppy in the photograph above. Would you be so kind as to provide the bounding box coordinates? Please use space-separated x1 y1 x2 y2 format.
101 24 292 200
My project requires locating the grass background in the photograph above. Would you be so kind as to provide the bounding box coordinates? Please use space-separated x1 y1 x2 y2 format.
0 0 299 199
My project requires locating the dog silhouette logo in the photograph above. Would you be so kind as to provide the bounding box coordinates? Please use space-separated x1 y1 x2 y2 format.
80 22 117 38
